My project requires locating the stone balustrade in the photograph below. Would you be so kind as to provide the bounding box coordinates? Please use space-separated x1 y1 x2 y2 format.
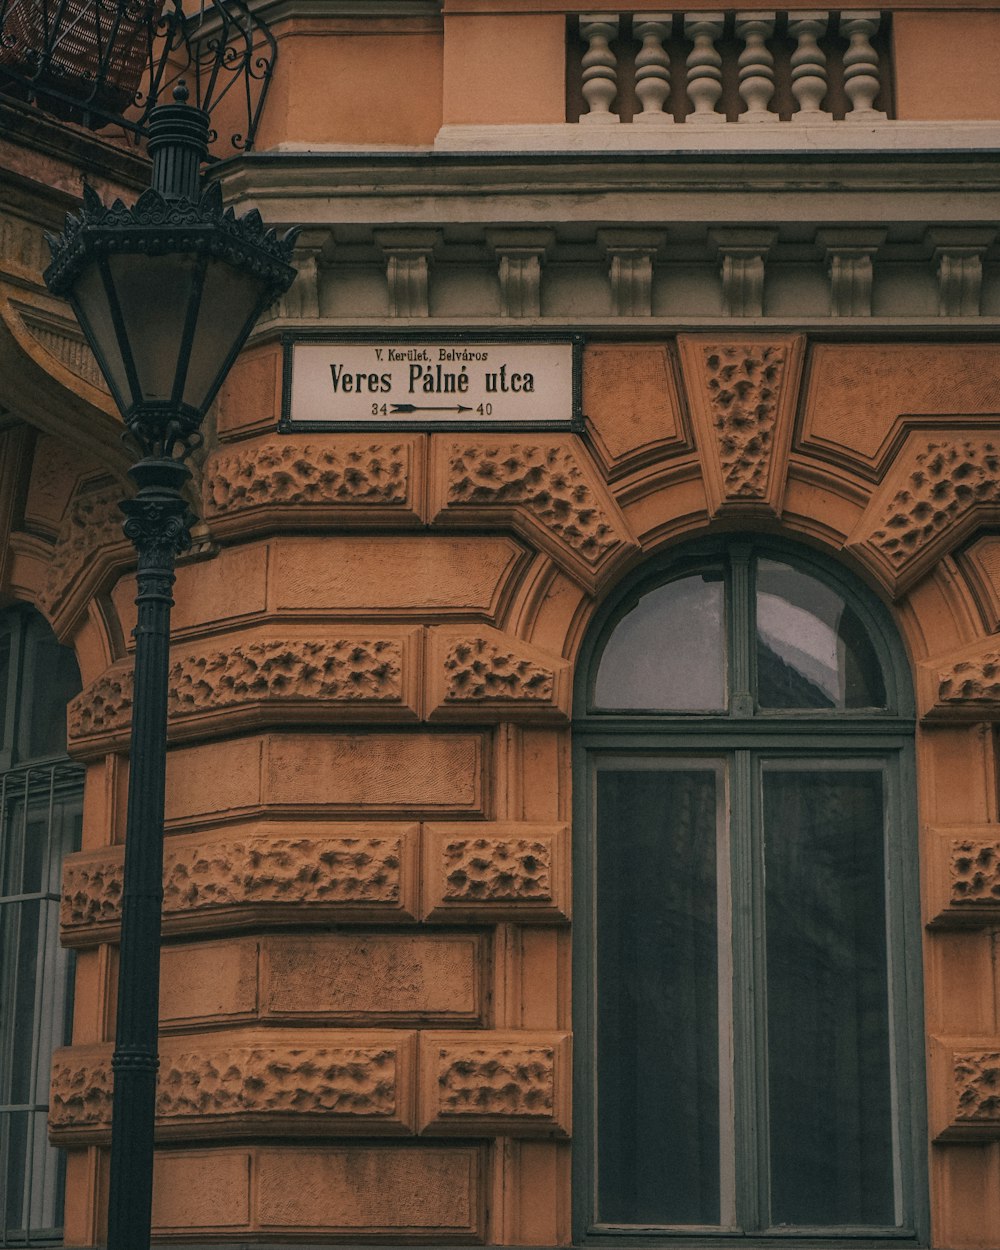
575 11 889 124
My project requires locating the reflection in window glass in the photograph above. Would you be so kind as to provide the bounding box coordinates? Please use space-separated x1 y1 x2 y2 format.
763 768 895 1228
597 766 728 1227
594 574 726 711
756 560 886 709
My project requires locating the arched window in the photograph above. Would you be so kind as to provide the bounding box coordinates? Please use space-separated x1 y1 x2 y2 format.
0 606 83 1244
573 538 926 1246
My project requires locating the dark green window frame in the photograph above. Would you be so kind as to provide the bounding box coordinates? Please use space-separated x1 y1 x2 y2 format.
572 537 928 1249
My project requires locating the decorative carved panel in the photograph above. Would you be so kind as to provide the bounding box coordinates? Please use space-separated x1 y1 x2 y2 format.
418 1031 570 1137
422 823 569 922
61 824 420 945
677 334 805 517
203 438 421 532
432 440 634 588
68 632 419 753
425 625 570 723
50 1030 417 1143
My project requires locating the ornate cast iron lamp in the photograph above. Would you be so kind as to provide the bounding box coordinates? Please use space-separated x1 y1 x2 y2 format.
44 85 296 1250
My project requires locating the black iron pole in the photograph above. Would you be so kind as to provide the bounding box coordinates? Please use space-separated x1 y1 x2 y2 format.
105 92 205 1250
106 459 191 1250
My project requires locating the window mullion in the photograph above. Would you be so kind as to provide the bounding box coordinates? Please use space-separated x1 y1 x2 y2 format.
729 544 754 717
730 746 761 1233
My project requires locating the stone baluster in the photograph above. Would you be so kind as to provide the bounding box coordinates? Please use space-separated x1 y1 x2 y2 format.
684 13 726 124
711 229 777 316
840 11 886 121
926 229 997 317
375 230 439 318
816 228 885 316
736 12 776 122
488 229 554 318
633 15 673 123
788 13 831 121
599 230 665 316
579 14 620 124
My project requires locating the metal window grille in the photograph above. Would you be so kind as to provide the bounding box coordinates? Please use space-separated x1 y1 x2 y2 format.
0 762 83 1246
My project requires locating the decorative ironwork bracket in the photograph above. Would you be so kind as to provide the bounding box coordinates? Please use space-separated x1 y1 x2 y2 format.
0 0 277 151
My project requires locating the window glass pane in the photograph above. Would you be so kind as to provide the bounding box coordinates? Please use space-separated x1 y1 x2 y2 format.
20 620 82 763
756 560 886 709
762 767 896 1228
596 765 728 1227
594 574 726 711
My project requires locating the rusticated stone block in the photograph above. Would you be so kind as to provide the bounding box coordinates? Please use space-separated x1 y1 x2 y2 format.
61 823 419 945
926 827 1000 927
254 1144 485 1235
872 441 1000 567
160 939 259 1030
703 344 786 498
261 933 485 1025
425 625 570 722
854 438 1000 590
951 840 1000 905
446 637 552 701
152 1150 251 1231
203 439 420 532
418 1031 570 1137
37 485 129 616
938 655 1000 708
433 441 632 586
422 823 569 922
678 335 805 517
50 1030 416 1143
930 1036 1000 1141
272 533 530 616
49 1044 114 1131
448 444 617 562
68 634 417 753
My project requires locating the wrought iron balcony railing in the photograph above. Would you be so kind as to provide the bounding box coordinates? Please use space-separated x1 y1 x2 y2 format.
0 0 277 151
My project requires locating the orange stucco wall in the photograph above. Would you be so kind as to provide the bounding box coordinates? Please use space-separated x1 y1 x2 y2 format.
442 14 566 124
254 19 443 149
894 12 1000 120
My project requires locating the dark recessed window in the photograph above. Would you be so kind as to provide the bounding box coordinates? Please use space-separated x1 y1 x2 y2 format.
575 540 925 1247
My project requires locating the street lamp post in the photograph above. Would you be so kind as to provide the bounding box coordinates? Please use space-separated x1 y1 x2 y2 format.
43 85 296 1250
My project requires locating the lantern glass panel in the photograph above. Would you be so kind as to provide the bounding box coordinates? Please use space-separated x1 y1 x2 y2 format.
106 252 202 404
73 261 130 408
183 258 270 414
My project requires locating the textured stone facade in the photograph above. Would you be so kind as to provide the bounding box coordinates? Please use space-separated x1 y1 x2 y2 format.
442 837 552 902
951 841 1000 905
443 637 553 702
868 440 1000 570
445 443 623 567
61 833 409 941
435 1046 555 1118
702 343 786 498
204 442 409 514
